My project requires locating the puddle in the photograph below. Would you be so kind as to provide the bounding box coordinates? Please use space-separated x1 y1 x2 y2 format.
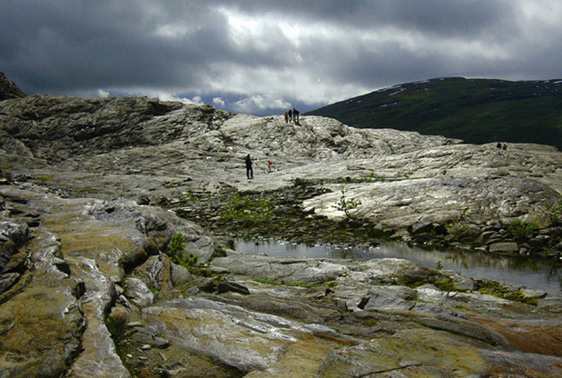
235 238 562 296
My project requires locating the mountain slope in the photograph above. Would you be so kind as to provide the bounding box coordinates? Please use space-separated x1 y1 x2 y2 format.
307 77 562 149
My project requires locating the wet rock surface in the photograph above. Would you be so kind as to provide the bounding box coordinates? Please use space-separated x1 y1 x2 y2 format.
1 93 562 376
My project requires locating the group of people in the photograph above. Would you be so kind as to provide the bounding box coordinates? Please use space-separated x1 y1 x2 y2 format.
284 108 300 124
494 136 508 151
244 108 301 179
496 142 508 151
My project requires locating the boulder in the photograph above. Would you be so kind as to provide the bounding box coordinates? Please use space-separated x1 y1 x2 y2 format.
408 220 434 234
217 281 250 295
124 277 154 307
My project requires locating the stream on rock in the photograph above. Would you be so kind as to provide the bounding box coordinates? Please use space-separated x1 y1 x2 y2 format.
236 239 562 296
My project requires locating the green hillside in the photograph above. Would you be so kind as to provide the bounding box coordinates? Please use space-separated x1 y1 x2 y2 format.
307 77 562 150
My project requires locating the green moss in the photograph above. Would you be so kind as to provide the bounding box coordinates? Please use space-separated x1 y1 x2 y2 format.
453 305 470 311
149 286 159 295
36 175 54 182
434 279 457 292
477 280 538 306
365 319 379 327
287 281 327 288
253 277 278 286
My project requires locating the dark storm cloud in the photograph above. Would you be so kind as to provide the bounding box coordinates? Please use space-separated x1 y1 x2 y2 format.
223 0 514 38
0 1 232 93
1 0 561 114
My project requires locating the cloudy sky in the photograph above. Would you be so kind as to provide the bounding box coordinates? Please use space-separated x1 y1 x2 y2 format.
2 0 562 115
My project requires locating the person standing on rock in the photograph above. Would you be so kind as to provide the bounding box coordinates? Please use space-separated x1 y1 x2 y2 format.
284 111 289 124
293 108 300 124
245 154 254 179
288 109 293 123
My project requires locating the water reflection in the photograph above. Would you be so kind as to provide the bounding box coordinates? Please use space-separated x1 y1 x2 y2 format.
235 238 562 296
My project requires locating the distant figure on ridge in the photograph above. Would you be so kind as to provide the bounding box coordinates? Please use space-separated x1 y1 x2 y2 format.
245 154 254 179
288 109 293 123
284 111 289 124
293 108 300 124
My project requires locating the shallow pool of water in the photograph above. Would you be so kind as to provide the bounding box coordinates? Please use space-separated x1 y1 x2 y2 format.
235 239 562 296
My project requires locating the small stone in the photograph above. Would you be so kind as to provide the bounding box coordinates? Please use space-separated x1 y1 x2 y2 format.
303 206 315 214
489 242 519 253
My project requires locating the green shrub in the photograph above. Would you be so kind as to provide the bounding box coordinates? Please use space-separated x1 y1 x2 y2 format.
166 233 200 273
168 233 186 257
333 188 361 219
506 219 540 241
546 200 562 226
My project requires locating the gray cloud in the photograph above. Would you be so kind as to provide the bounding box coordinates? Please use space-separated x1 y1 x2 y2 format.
1 0 561 115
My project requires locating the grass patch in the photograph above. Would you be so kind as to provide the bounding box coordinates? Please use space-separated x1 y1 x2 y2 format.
219 192 276 227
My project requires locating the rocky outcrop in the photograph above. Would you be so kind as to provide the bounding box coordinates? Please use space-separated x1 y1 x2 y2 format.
1 95 560 241
0 71 26 101
1 92 561 254
0 94 232 162
0 186 219 377
1 184 561 377
1 81 562 376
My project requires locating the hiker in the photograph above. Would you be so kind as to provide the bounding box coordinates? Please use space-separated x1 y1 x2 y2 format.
293 108 300 124
288 109 293 123
496 142 502 149
245 154 253 179
268 160 273 173
284 111 289 124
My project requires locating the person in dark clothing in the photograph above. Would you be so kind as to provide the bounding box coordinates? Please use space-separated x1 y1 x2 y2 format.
288 109 293 123
293 108 300 124
245 154 253 179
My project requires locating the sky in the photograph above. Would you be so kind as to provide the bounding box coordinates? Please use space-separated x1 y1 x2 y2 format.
2 0 562 116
